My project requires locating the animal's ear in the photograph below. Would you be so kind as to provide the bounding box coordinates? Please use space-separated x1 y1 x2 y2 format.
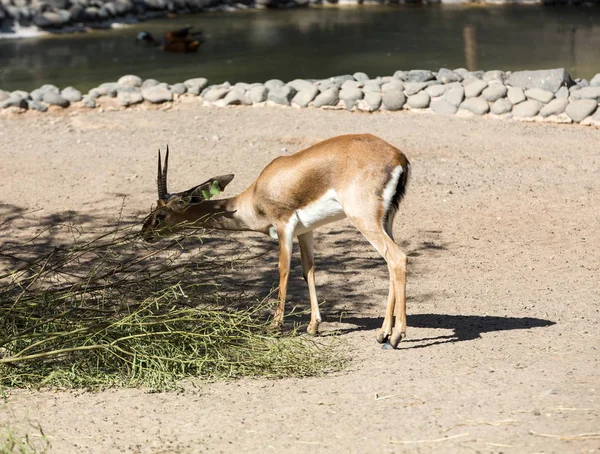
179 174 235 203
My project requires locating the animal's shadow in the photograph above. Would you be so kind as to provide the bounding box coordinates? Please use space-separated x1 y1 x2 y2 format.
332 313 555 349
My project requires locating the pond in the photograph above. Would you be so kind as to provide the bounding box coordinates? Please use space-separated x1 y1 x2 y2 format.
0 5 599 93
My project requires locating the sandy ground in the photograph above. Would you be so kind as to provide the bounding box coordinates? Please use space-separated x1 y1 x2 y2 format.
0 102 599 453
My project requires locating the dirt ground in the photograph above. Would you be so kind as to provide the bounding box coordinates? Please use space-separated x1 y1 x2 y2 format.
0 102 599 453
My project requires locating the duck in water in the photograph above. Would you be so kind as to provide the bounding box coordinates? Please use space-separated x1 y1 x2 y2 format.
136 25 204 53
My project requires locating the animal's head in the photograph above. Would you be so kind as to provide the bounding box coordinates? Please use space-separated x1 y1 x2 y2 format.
141 146 234 242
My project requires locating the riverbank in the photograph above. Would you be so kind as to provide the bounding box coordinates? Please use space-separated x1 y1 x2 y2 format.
1 0 599 39
1 68 599 127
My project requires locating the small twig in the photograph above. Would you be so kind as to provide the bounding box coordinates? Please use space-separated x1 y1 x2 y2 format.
390 433 469 444
529 431 600 441
457 414 517 427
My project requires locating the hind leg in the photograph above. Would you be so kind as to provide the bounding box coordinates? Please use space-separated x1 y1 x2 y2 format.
348 215 407 348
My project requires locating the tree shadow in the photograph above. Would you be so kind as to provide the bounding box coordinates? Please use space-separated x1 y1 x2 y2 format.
332 313 556 349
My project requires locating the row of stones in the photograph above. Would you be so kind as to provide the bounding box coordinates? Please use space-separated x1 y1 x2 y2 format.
1 68 599 125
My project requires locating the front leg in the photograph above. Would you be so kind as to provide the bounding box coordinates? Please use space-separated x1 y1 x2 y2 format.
272 224 294 329
298 231 321 336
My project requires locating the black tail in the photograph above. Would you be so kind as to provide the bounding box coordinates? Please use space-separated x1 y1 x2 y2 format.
390 161 410 212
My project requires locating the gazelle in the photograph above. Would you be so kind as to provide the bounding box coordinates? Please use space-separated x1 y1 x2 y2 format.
141 134 411 348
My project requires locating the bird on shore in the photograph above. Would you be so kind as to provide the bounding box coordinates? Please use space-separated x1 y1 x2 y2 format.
136 25 204 53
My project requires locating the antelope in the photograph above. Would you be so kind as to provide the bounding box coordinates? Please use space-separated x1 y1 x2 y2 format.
141 134 411 348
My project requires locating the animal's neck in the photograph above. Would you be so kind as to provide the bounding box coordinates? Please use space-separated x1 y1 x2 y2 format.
184 193 257 232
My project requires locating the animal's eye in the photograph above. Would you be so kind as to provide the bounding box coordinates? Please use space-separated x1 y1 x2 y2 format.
155 212 167 223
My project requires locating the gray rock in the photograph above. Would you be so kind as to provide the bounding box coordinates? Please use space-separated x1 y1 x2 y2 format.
483 70 506 83
203 87 230 103
248 85 268 103
382 80 404 92
87 89 101 99
462 75 482 87
464 79 488 98
235 83 252 91
454 68 470 78
512 100 542 118
0 90 10 102
436 68 463 84
357 92 381 112
404 82 427 96
430 99 457 115
220 88 250 106
481 84 508 102
341 80 362 91
363 81 382 93
393 70 406 81
590 73 600 87
117 90 143 106
184 78 208 92
61 86 82 102
11 90 29 100
570 86 600 101
312 87 339 108
332 75 355 86
42 91 69 107
317 80 337 91
30 89 45 102
505 68 574 93
142 79 160 89
426 84 447 98
170 83 187 95
490 98 512 115
97 82 120 97
507 86 526 105
292 87 319 108
406 92 430 109
525 88 554 104
555 86 569 99
268 85 297 106
565 99 598 123
34 11 67 28
444 86 465 107
265 79 285 91
339 87 363 110
142 85 173 103
82 96 96 108
381 89 406 111
0 95 28 109
539 98 568 117
353 72 369 82
468 70 485 79
118 75 142 88
405 69 435 83
287 79 315 92
575 78 590 88
27 100 48 112
459 97 489 115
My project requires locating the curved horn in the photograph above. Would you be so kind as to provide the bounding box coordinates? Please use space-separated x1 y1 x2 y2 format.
157 147 169 200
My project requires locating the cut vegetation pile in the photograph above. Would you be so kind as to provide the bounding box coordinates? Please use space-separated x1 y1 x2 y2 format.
0 218 344 390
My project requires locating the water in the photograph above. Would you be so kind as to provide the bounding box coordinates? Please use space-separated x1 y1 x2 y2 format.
0 5 599 93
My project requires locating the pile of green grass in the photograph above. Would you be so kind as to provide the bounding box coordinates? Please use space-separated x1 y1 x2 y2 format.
0 223 344 390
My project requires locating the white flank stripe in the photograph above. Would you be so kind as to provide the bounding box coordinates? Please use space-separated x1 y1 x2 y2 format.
382 166 404 215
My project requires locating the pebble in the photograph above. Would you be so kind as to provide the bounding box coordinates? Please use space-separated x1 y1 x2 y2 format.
357 92 381 112
27 99 48 112
565 99 598 123
117 90 144 106
512 99 542 118
118 75 142 88
464 79 488 98
507 86 526 105
430 98 457 115
339 87 364 110
459 97 490 115
404 82 428 96
312 87 339 108
406 92 430 109
425 84 447 98
570 86 600 101
381 89 406 111
61 86 82 102
444 85 465 107
292 87 319 108
525 88 554 104
436 68 463 84
539 98 568 118
490 98 512 115
481 84 508 102
248 85 268 104
0 95 28 109
265 79 285 91
268 85 297 106
170 83 187 95
42 91 70 107
141 85 173 103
